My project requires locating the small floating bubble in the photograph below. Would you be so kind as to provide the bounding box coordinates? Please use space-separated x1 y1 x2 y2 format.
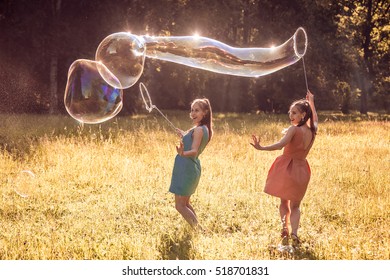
14 170 36 198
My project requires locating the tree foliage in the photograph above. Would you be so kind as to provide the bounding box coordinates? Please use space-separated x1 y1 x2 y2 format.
0 0 388 114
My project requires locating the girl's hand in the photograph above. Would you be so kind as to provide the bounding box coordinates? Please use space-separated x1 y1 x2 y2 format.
176 141 184 156
250 135 262 150
306 89 318 130
306 90 314 103
176 128 185 138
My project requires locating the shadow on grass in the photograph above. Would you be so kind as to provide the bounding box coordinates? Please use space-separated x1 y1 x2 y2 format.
159 229 193 260
268 241 319 260
291 245 319 260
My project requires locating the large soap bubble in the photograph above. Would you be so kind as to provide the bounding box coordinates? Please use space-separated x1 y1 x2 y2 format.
96 32 146 89
65 27 307 123
64 59 123 124
94 27 307 89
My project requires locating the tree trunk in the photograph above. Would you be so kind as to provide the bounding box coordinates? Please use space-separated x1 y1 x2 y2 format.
49 0 62 114
49 55 58 114
242 0 250 46
360 0 373 114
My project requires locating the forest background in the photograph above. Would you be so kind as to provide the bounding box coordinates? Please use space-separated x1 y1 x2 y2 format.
0 0 389 115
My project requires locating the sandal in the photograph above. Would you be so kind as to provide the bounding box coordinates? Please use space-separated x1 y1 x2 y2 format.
281 228 289 238
291 233 301 245
281 228 289 245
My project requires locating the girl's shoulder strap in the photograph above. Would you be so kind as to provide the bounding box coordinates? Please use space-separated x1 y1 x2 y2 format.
191 125 204 136
201 125 209 137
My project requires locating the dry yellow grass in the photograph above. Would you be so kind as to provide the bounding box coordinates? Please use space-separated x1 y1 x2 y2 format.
0 112 389 260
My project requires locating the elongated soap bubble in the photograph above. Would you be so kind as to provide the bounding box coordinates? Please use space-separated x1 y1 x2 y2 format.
143 27 307 77
95 27 307 89
64 59 123 124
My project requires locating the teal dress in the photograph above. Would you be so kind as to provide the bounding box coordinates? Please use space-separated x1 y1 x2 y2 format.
169 125 209 196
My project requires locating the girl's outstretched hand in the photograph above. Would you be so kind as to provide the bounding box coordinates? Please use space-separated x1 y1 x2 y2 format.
176 141 184 156
250 135 262 150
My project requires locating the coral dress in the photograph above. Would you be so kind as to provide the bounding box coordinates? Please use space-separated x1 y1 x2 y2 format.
169 125 209 196
264 126 315 201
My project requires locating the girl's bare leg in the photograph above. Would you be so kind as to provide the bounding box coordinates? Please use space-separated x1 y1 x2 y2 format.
186 203 197 218
175 195 198 228
290 200 301 243
279 199 291 236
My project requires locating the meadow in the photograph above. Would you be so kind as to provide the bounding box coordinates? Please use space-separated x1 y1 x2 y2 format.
0 111 389 260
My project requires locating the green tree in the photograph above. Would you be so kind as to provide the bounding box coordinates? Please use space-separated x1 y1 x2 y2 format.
336 0 389 113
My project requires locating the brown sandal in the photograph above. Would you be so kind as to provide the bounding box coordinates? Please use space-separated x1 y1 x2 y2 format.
281 228 289 245
281 228 289 238
291 233 301 245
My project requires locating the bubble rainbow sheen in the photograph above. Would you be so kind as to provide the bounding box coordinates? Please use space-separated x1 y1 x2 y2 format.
64 59 123 124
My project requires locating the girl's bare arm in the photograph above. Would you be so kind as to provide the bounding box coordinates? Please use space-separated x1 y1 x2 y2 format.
307 90 318 131
251 126 296 151
177 126 204 157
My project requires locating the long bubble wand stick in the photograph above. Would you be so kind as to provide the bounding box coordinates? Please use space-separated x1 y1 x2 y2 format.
302 56 309 92
139 82 178 132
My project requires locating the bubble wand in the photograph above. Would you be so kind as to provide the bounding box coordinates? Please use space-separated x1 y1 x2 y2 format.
139 82 178 132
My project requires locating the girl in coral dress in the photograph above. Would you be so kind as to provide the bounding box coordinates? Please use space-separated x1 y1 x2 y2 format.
251 90 318 244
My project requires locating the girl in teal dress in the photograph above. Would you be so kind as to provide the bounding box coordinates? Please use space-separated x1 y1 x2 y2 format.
169 98 213 229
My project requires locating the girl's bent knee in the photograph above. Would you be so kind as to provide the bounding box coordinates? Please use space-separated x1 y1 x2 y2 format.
175 203 186 212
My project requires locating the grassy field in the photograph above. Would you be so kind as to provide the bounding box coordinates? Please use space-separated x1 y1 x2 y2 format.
0 111 389 260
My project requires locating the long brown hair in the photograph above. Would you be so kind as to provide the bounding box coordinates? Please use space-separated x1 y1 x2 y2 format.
289 99 317 135
192 98 213 141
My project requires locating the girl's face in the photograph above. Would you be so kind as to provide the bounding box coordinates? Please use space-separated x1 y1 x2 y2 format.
190 103 206 126
288 105 305 126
